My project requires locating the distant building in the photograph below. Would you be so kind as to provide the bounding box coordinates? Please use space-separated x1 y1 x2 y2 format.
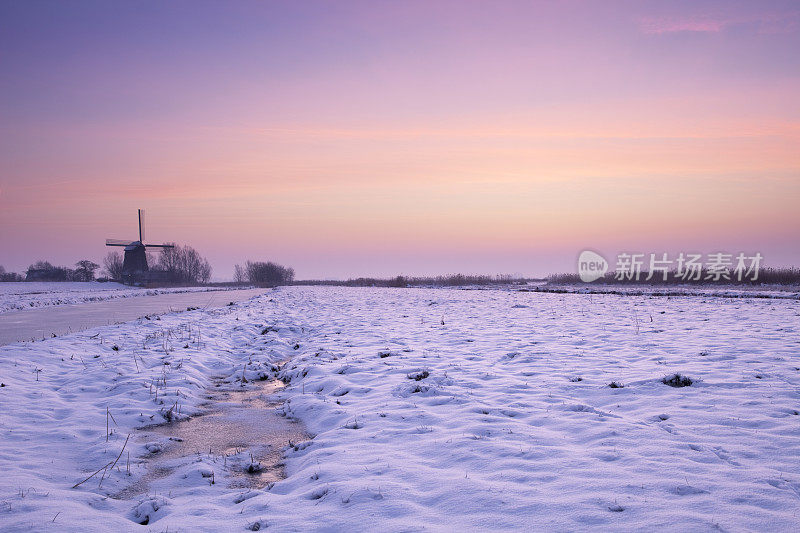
25 267 68 282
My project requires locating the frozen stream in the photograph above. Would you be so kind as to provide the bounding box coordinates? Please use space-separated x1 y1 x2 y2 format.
0 288 266 345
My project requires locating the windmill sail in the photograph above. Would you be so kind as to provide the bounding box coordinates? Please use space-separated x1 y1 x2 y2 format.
138 209 145 243
106 239 133 246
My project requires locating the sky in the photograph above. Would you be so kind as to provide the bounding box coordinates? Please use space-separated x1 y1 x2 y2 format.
1 0 798 280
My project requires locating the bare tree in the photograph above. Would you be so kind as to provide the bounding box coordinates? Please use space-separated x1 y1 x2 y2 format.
157 245 180 277
197 257 212 284
74 260 100 282
103 251 124 280
157 244 212 284
233 264 247 283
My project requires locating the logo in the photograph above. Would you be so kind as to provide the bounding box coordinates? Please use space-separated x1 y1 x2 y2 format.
574 250 763 282
578 250 608 282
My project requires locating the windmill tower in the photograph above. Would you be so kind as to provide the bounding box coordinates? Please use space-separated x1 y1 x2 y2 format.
106 209 174 285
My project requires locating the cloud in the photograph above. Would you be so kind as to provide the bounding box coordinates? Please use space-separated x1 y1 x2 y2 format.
640 17 726 35
639 12 799 35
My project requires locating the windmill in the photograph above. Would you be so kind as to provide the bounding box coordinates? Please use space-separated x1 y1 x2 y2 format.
106 209 174 284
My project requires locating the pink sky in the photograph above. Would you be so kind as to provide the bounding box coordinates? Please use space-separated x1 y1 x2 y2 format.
1 1 798 279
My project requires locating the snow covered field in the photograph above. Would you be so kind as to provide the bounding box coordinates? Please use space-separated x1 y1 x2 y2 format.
1 286 799 531
0 282 233 314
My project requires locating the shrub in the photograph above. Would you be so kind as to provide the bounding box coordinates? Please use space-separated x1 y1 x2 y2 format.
662 374 693 387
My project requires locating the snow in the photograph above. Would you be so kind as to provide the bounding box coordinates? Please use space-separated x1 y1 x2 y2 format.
0 282 236 314
1 286 799 531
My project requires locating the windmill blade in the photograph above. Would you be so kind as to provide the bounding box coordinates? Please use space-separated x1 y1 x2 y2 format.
143 243 175 248
138 209 146 243
106 239 133 246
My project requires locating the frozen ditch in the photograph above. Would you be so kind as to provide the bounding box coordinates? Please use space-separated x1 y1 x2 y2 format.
115 375 310 502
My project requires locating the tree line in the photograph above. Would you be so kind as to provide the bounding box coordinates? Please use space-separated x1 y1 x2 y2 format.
2 260 102 282
293 273 528 287
1 243 213 284
546 267 800 286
